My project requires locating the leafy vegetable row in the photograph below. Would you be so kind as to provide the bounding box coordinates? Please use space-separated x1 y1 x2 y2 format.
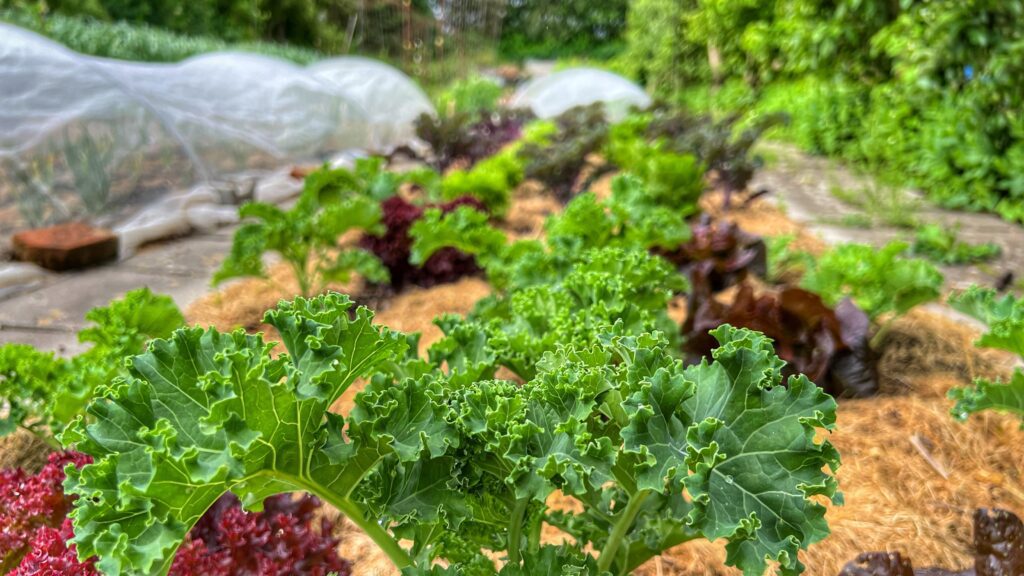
61 292 841 576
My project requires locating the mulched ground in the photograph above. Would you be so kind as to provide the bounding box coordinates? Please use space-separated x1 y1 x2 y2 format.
2 175 1018 575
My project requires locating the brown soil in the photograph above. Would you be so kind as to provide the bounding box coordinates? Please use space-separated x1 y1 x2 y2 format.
183 191 1024 576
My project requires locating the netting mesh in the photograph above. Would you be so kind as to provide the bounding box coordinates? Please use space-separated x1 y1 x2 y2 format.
310 56 433 149
511 67 651 122
0 23 429 233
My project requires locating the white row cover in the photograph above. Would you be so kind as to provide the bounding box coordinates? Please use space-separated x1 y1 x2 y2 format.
511 67 651 123
0 23 433 232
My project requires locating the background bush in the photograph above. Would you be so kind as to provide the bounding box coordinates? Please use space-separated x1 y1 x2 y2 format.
498 0 628 60
0 0 446 56
625 0 1024 224
0 7 321 62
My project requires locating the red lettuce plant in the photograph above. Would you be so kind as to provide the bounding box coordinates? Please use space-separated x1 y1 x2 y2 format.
684 270 878 398
11 519 94 576
361 195 488 288
415 110 531 172
0 453 350 575
838 508 1024 576
168 493 347 576
658 219 767 291
0 451 91 573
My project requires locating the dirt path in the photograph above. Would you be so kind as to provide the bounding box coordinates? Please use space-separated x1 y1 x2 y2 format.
752 142 1024 292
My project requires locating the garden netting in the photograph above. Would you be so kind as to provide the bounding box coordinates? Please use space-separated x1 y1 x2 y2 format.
0 23 430 234
511 67 651 122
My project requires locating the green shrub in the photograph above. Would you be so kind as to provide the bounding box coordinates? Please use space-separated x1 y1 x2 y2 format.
0 8 321 62
625 0 1024 224
433 76 503 116
499 0 628 60
2 0 368 52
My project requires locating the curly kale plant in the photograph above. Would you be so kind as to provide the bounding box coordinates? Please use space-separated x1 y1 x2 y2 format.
911 223 1002 265
431 246 687 381
409 205 507 268
0 288 183 445
948 287 1024 423
62 293 841 576
214 166 388 296
801 241 943 321
439 149 524 215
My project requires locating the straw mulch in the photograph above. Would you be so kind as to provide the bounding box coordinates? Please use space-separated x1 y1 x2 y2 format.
0 429 51 472
181 191 1024 576
503 183 561 240
700 190 826 256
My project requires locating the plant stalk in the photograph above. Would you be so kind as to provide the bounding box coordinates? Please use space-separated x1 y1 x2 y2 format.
527 504 544 554
283 473 413 569
332 498 413 569
869 316 897 350
597 489 651 573
507 497 530 567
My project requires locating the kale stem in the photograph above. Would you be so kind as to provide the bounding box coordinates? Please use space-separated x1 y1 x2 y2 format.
275 472 413 569
507 497 529 567
869 316 897 350
290 259 311 297
597 489 651 573
331 497 414 569
527 504 544 554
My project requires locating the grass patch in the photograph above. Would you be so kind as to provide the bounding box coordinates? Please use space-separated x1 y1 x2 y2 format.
828 183 921 230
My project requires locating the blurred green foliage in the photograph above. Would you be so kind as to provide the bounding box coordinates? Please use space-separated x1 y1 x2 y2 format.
0 7 322 62
498 0 628 60
624 1 1024 224
433 76 503 116
0 0 441 55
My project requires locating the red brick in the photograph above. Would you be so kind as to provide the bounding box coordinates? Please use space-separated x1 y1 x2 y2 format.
12 222 118 271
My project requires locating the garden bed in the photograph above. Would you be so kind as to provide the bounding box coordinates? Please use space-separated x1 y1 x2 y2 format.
3 98 1022 576
178 189 1024 575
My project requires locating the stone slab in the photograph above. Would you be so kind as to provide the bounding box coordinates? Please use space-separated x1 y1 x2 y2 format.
121 236 230 277
0 327 88 357
752 142 1024 293
0 267 211 331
